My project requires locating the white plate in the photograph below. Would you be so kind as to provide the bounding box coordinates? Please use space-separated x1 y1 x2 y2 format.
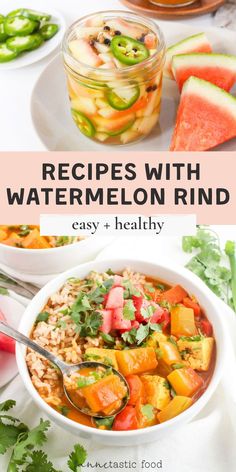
0 1 66 70
0 295 25 387
31 20 236 151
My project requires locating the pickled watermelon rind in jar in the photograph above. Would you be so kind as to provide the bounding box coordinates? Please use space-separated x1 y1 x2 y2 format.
62 11 166 145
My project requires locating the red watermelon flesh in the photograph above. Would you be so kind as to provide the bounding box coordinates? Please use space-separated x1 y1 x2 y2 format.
170 76 236 151
164 33 212 80
172 53 236 92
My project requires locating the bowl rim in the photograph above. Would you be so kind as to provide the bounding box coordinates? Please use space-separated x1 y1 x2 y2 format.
16 257 227 438
0 236 100 255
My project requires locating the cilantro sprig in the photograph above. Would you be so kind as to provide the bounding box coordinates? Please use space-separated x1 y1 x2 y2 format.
122 321 162 346
183 227 235 311
0 399 87 472
69 277 115 337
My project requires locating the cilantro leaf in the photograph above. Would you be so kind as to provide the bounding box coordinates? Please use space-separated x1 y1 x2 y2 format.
0 400 16 412
136 324 150 345
68 444 87 472
183 227 234 309
141 404 155 421
36 312 49 323
25 450 59 472
122 280 141 298
121 328 137 345
140 305 155 320
172 363 184 369
0 423 23 454
77 376 96 388
101 333 115 345
93 417 114 429
11 419 50 463
123 300 136 320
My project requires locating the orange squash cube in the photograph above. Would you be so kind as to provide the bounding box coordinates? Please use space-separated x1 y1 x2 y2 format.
157 396 193 423
82 374 127 414
22 229 51 249
171 306 198 337
0 229 7 241
159 341 182 366
167 367 204 397
116 347 158 376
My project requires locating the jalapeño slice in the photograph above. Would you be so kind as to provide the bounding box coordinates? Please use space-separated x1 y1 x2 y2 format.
40 24 59 41
108 85 140 111
4 16 38 36
7 34 43 53
71 110 95 138
111 35 149 66
0 43 18 62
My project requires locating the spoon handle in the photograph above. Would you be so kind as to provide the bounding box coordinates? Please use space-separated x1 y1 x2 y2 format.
0 321 65 370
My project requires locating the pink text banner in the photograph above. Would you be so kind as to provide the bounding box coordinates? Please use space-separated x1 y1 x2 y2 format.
0 152 235 224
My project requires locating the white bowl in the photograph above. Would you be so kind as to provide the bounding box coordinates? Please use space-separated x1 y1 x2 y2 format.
0 237 113 275
16 258 226 446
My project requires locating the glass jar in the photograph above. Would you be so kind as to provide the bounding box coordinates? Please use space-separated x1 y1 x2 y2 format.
62 11 166 146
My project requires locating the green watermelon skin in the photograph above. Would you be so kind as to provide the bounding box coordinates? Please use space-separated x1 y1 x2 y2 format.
170 77 236 151
172 53 236 92
164 33 212 80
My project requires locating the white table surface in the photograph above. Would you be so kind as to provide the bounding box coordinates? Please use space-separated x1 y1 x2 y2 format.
0 0 217 152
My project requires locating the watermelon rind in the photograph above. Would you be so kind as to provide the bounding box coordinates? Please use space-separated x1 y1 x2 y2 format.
172 53 236 74
170 76 236 151
164 32 211 80
172 53 236 91
182 76 236 117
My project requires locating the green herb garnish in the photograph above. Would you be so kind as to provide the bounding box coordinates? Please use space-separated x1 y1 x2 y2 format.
225 240 236 312
183 227 234 310
141 404 155 421
36 311 49 323
123 300 136 320
93 417 114 429
171 363 184 369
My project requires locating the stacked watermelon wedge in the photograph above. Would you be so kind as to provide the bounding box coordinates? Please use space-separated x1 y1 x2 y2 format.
165 33 236 151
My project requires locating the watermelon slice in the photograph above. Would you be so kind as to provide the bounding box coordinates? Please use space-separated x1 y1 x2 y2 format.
170 76 236 151
172 53 236 92
164 33 212 80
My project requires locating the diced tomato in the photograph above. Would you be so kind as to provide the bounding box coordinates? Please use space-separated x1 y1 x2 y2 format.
119 319 140 334
159 309 170 330
99 309 113 334
112 308 131 331
150 304 165 323
0 311 15 354
126 375 144 405
131 320 139 329
106 287 124 310
113 275 123 287
159 285 188 304
183 297 201 317
132 296 146 322
200 319 213 337
113 405 139 431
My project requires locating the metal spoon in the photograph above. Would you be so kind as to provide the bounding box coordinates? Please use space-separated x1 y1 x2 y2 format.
0 321 129 418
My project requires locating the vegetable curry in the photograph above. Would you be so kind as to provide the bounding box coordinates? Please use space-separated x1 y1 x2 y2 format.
0 225 82 249
27 270 216 431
